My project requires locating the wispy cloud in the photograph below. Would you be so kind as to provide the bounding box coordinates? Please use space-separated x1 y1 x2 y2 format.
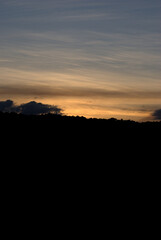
1 28 160 80
0 0 161 120
1 84 161 100
0 59 12 62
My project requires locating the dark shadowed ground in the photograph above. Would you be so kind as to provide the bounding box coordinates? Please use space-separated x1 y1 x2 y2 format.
1 111 160 170
1 111 160 231
1 111 160 148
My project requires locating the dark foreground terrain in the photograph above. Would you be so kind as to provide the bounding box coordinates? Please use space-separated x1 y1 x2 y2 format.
1 111 161 143
1 111 161 130
1 111 160 170
1 110 160 175
1 111 160 209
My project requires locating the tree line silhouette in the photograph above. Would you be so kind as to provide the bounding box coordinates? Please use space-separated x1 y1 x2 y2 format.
1 111 161 132
1 110 160 179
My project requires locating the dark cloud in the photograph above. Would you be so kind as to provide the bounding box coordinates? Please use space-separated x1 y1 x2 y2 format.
152 109 161 120
0 100 14 112
18 101 62 115
0 100 62 115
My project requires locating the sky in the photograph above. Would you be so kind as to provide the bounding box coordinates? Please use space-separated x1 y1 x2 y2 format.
0 0 161 121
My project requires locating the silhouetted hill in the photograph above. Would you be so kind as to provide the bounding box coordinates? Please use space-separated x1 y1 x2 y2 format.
1 111 160 201
0 111 160 126
1 111 161 142
1 110 160 167
1 111 161 128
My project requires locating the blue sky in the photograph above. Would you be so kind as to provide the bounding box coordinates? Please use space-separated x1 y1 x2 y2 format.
0 0 161 120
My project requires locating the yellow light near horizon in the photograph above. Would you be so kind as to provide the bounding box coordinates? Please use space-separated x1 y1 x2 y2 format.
1 67 161 121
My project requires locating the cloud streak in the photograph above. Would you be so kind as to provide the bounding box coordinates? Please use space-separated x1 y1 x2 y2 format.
1 84 161 100
0 0 161 121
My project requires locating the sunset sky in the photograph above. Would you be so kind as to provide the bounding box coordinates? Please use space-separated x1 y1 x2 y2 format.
0 0 161 120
